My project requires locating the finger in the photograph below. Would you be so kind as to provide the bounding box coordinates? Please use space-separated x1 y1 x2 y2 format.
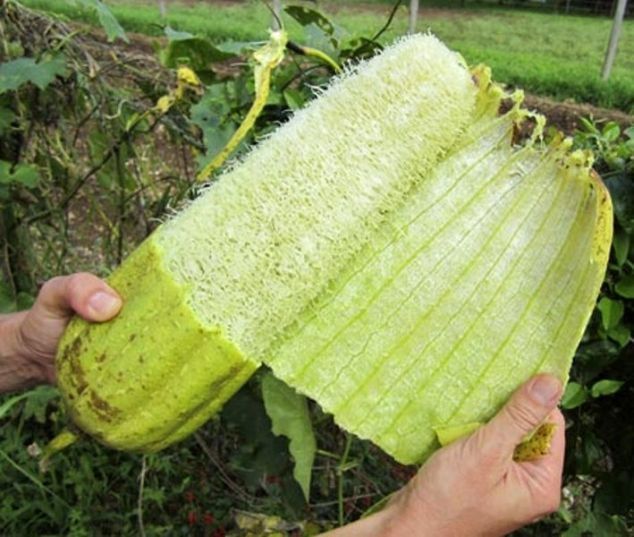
34 273 122 322
481 374 563 457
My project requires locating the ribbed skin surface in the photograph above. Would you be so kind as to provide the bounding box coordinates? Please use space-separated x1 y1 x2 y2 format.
157 35 476 359
264 91 611 464
56 240 257 452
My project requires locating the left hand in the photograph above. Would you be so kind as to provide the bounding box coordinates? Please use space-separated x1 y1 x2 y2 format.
0 273 122 394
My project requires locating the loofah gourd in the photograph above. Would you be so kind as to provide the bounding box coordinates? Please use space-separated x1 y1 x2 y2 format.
52 34 611 465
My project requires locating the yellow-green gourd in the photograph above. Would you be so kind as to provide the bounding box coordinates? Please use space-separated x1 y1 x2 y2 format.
52 34 612 465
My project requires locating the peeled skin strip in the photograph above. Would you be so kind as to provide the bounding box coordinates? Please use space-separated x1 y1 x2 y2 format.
264 77 611 464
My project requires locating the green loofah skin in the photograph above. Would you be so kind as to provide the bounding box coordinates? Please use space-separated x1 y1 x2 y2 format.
52 36 611 464
56 238 257 452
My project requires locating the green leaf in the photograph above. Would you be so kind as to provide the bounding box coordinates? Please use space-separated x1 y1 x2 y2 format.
164 26 194 41
562 511 629 537
0 56 66 94
561 382 589 409
0 160 40 188
604 176 634 235
221 386 308 514
590 379 624 398
0 392 31 420
615 274 634 298
612 228 629 266
607 323 630 347
76 0 129 43
597 297 624 331
261 373 316 501
602 121 620 142
191 84 236 165
0 106 15 134
283 88 305 111
284 5 343 51
221 388 291 484
284 5 336 36
21 386 59 423
579 117 599 135
160 37 235 71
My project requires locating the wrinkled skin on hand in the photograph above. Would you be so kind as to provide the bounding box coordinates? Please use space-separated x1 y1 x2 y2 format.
0 273 121 393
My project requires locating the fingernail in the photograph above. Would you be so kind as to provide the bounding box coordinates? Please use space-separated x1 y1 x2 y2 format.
88 291 121 317
529 375 562 406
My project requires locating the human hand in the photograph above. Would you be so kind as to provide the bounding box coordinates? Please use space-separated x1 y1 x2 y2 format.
388 374 564 536
0 273 122 394
322 374 564 537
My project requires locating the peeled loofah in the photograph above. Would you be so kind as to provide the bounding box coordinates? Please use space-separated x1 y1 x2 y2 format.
51 35 611 466
158 34 476 358
53 34 479 455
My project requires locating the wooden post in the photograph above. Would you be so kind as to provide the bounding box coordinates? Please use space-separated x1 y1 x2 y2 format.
601 0 628 80
158 0 167 18
408 0 420 34
272 0 282 30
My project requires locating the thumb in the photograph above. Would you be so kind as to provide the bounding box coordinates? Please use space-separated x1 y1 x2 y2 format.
16 274 122 371
481 374 562 456
32 273 122 323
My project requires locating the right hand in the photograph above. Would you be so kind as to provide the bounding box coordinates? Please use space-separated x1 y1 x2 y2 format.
389 374 565 536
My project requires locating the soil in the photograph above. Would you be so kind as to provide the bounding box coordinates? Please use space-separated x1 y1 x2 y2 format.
524 94 633 133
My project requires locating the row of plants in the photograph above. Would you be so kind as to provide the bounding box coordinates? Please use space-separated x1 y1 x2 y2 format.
17 0 634 112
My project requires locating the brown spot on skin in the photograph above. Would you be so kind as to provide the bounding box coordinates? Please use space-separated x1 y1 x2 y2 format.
69 353 88 395
129 334 137 342
88 390 122 423
140 363 248 452
96 353 107 363
60 336 83 366
206 364 244 396
139 356 144 364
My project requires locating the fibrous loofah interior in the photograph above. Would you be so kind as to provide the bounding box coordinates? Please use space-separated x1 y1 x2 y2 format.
157 34 477 359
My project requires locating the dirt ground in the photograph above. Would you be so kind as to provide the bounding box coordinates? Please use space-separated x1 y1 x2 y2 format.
523 94 633 133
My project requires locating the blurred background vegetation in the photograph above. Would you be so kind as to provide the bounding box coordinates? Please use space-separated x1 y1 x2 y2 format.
0 0 632 535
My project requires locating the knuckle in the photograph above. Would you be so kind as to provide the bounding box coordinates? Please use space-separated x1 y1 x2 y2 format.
40 276 64 294
66 272 93 297
504 402 541 433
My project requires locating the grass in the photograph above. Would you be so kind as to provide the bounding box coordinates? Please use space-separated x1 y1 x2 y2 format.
16 0 634 111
